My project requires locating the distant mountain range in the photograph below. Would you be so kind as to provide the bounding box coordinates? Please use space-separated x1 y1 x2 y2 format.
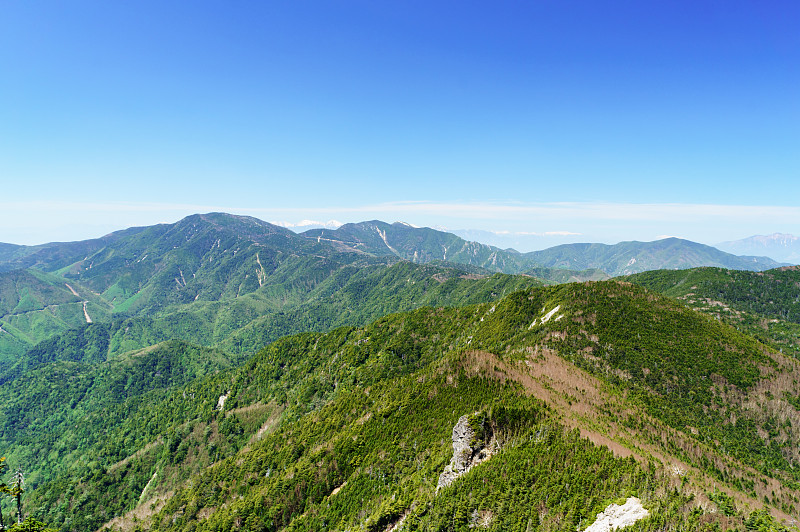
524 237 786 275
0 213 788 364
302 220 785 276
717 233 800 263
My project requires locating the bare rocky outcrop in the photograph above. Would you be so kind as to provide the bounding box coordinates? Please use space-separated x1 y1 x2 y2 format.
584 497 649 532
437 414 497 490
216 392 230 411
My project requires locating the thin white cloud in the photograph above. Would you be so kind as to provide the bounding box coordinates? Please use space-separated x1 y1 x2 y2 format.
512 230 582 236
272 219 343 229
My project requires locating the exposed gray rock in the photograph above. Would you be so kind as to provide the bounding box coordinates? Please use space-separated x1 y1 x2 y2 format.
584 497 649 532
437 414 496 490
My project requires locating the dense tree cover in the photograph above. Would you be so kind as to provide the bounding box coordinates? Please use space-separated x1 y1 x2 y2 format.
0 457 57 531
489 283 792 479
626 267 800 359
2 214 781 369
524 266 609 284
143 373 661 532
0 268 538 531
4 216 800 530
0 323 114 384
0 340 234 524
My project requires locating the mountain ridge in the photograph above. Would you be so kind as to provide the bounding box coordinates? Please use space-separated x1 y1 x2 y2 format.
1 214 786 280
302 219 785 275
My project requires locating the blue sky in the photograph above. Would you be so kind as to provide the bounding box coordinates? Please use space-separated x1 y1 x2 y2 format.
1 1 798 249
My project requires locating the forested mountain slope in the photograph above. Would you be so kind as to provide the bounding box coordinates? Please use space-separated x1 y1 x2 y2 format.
0 267 542 525
8 281 799 531
1 213 374 317
625 266 800 358
1 261 541 381
2 214 798 531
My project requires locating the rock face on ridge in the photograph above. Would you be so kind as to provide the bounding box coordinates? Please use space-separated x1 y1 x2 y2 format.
437 414 496 490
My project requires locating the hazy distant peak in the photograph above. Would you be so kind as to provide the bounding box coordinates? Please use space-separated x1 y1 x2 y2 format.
719 232 798 245
716 233 800 264
751 233 797 244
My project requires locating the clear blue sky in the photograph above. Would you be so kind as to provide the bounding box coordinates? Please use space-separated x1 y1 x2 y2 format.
1 1 798 249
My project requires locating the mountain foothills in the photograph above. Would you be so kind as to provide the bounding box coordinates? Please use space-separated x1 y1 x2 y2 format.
0 213 799 531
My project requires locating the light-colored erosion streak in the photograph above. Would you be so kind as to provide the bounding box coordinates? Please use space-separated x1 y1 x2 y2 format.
65 283 80 297
256 253 266 287
376 227 398 254
83 301 92 324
